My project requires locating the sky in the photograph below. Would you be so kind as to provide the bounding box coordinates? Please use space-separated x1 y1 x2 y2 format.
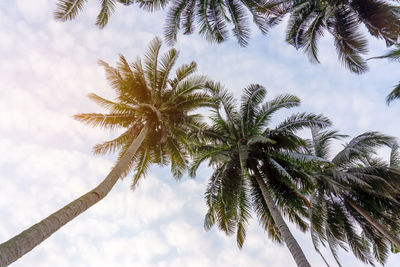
0 0 400 266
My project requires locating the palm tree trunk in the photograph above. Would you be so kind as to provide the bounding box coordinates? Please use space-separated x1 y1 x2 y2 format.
251 165 311 267
344 196 400 249
0 126 149 266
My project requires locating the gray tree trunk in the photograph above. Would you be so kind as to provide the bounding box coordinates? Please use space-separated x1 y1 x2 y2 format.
344 196 400 249
252 166 311 267
0 126 149 266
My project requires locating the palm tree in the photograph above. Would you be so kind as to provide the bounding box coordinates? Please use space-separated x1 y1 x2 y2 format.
306 128 400 265
189 83 331 267
0 37 211 266
369 44 400 104
54 0 400 73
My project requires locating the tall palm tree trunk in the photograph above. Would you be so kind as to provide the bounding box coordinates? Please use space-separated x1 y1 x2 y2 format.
251 165 311 267
0 126 149 266
344 196 400 249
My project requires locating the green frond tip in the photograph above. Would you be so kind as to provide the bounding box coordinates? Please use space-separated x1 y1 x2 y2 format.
390 143 400 168
204 210 216 231
386 83 400 105
54 0 88 21
96 0 116 28
368 45 400 62
275 113 331 133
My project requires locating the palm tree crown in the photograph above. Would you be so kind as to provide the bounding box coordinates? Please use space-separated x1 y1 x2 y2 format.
190 83 331 266
75 37 211 185
306 128 400 265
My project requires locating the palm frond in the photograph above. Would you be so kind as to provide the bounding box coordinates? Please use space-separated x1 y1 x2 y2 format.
250 175 282 243
73 112 136 129
247 135 276 146
169 61 197 90
240 84 266 134
328 6 369 74
286 1 315 50
370 45 400 62
303 12 325 63
165 0 191 45
332 132 395 166
181 0 196 35
224 0 251 46
254 94 300 129
236 178 252 248
96 0 116 28
93 127 138 155
390 144 400 168
157 48 179 91
310 128 348 159
87 93 135 113
239 0 270 34
174 75 209 97
386 83 400 105
274 112 331 133
54 0 87 21
136 0 169 11
202 0 230 43
131 148 151 189
144 37 162 91
164 137 188 178
349 0 400 46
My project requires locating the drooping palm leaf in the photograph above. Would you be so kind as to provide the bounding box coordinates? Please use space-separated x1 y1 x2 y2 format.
307 127 400 265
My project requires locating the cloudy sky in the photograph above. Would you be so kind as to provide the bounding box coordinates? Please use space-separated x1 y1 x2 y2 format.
1 0 400 266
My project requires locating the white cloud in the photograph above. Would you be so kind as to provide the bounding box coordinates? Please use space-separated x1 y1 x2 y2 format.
16 0 50 23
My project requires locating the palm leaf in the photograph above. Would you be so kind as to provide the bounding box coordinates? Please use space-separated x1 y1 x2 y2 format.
73 112 136 129
386 83 400 105
332 132 395 166
328 6 369 74
224 0 251 46
144 37 162 91
390 144 400 168
274 112 331 133
54 0 88 21
254 94 300 129
240 84 266 135
169 61 198 90
96 0 116 28
303 12 325 63
157 48 179 91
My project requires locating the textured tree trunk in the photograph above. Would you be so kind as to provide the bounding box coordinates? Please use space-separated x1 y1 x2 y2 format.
344 196 400 249
251 165 311 267
0 126 148 266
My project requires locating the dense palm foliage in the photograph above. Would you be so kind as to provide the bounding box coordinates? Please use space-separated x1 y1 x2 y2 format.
306 128 400 265
370 44 400 104
189 83 331 266
54 0 272 46
0 37 211 266
55 0 400 72
75 37 211 184
282 0 400 74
